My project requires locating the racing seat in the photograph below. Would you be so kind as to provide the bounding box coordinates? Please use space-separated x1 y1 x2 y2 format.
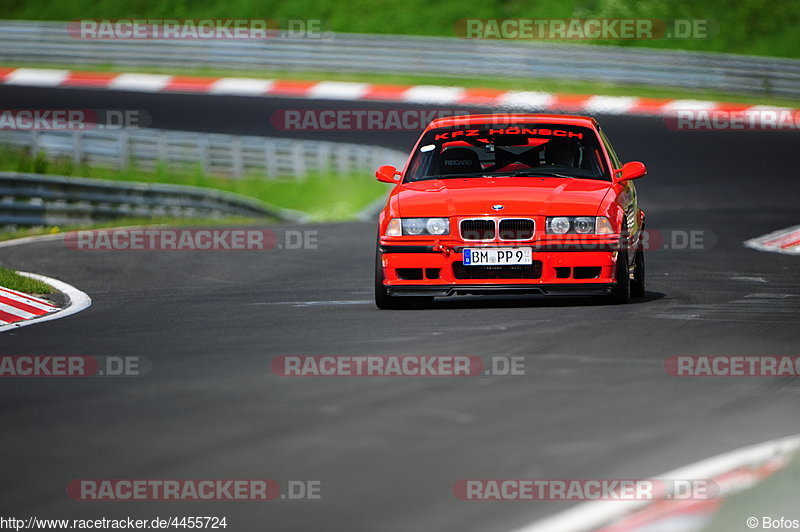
436 148 483 175
544 139 580 168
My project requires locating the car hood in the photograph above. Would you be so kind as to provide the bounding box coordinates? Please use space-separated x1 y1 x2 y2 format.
394 177 613 217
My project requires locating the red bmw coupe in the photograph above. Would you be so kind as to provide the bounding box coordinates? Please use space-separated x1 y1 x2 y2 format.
374 114 647 308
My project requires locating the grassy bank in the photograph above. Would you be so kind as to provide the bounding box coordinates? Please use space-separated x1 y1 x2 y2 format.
2 0 799 58
0 148 387 222
0 267 55 294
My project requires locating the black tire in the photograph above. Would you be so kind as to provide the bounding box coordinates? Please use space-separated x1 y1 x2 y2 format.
374 246 432 309
630 247 645 298
608 246 631 304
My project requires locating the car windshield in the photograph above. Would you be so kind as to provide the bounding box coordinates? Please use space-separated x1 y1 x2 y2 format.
404 123 611 183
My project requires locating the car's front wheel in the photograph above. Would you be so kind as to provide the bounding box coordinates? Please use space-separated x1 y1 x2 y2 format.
374 246 432 309
608 242 631 304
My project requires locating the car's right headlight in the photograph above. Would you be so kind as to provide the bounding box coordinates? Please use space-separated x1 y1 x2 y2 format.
385 218 450 236
546 216 614 235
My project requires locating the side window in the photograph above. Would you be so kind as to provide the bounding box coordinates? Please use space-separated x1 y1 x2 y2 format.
598 128 622 169
405 148 434 182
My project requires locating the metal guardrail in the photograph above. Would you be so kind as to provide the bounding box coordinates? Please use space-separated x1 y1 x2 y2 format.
0 171 305 227
1 20 799 98
0 128 406 179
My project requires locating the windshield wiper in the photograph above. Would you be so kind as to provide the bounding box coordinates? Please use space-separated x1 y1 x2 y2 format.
489 171 575 179
414 172 492 181
414 170 582 182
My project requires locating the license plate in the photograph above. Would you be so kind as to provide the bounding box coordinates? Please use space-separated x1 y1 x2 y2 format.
463 247 532 266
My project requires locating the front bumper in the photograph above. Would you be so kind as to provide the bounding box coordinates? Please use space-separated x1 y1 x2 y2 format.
379 237 620 297
385 283 614 297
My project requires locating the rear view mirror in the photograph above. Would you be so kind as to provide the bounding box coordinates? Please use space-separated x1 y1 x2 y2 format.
615 161 646 183
376 165 401 183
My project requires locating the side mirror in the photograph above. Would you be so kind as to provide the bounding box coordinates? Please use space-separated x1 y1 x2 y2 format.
376 165 401 183
615 161 646 183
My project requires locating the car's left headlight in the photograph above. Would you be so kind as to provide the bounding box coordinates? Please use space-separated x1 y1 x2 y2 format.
546 216 614 235
386 218 450 236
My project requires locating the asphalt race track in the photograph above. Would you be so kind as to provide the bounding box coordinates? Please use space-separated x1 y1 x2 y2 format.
1 85 799 531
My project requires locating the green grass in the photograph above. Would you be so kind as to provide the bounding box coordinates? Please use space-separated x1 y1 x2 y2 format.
0 147 388 222
5 61 799 108
2 0 799 58
0 267 55 295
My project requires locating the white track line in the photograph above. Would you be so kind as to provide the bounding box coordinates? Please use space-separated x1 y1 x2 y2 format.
0 272 91 333
661 99 718 113
210 77 275 95
509 433 800 532
497 91 555 110
307 81 370 100
402 85 465 104
584 96 639 115
0 233 65 249
5 68 69 86
108 73 173 92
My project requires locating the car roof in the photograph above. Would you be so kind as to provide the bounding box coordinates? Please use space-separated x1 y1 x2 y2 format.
425 113 598 130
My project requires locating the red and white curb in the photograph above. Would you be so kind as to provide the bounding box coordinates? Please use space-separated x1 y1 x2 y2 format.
0 283 58 325
509 434 800 532
1 67 794 117
0 272 91 332
591 456 787 532
744 225 800 255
